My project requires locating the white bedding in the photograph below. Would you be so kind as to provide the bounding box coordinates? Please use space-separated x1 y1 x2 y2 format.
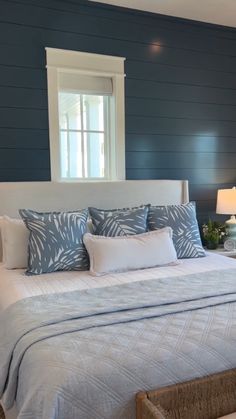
1 252 236 311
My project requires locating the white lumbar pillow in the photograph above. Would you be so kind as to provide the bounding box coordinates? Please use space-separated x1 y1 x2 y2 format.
83 227 177 276
1 216 29 269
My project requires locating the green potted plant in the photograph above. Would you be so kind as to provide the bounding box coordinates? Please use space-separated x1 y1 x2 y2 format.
202 220 227 250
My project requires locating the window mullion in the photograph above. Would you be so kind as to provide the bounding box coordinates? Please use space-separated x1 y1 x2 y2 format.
80 95 85 178
66 113 70 178
104 97 109 179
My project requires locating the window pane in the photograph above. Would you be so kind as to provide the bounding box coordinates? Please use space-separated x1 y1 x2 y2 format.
84 132 105 178
60 114 67 130
69 132 83 178
60 131 68 178
59 92 81 130
60 131 83 178
83 95 105 132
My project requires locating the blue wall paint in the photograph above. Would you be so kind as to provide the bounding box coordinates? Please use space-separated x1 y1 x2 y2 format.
1 0 236 220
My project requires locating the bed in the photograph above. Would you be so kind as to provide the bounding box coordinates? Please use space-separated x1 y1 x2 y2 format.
1 180 236 419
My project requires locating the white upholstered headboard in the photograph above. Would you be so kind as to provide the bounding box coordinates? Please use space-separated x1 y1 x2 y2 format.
0 180 189 217
0 180 189 261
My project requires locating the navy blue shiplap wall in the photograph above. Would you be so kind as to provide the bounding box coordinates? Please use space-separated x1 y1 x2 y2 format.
1 0 236 221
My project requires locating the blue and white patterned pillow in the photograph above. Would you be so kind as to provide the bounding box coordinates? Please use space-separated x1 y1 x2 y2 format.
19 209 89 275
148 202 205 259
89 205 149 237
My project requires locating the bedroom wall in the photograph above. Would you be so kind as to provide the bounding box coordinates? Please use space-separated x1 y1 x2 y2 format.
1 0 236 221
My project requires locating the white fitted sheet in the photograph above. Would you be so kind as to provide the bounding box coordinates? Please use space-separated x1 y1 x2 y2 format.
1 252 236 311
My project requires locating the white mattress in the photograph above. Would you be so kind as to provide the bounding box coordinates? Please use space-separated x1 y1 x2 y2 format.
1 252 236 312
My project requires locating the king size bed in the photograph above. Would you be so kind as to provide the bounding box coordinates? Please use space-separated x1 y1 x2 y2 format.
1 180 236 419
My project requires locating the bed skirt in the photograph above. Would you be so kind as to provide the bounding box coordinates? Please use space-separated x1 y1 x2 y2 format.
136 369 236 419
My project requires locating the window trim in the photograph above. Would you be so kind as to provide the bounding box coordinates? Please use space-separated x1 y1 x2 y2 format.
46 48 126 182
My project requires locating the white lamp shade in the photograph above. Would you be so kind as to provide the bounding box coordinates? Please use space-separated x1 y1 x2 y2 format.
216 188 236 215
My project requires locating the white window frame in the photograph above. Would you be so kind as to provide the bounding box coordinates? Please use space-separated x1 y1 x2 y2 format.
46 47 126 182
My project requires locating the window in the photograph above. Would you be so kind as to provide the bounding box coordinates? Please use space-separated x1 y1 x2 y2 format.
46 48 126 181
59 93 108 179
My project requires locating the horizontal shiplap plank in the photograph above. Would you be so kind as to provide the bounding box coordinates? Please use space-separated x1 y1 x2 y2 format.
126 135 236 153
0 128 49 148
0 108 48 129
126 152 236 169
126 61 236 90
0 86 47 109
0 149 50 169
126 168 236 184
126 97 236 121
126 79 236 105
0 65 46 89
126 116 236 136
189 183 236 201
0 168 50 182
0 44 45 69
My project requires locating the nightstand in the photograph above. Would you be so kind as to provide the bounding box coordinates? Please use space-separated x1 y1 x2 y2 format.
206 246 236 258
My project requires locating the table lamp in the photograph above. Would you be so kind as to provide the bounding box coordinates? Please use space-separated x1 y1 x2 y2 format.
216 187 236 239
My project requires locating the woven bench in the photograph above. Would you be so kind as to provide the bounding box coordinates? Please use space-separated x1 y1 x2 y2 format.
136 369 236 419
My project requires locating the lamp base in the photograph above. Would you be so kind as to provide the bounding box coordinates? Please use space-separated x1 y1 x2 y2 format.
226 216 236 240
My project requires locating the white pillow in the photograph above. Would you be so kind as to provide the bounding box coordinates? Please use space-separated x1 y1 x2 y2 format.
1 216 29 269
83 227 177 276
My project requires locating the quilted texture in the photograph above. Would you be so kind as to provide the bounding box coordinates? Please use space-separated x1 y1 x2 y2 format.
19 209 89 275
148 202 205 258
89 205 149 236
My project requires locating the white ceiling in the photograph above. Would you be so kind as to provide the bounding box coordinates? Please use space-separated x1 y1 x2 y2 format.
90 0 236 28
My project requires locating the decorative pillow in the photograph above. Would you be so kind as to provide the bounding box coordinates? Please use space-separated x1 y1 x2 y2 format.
148 202 205 259
88 205 149 237
83 227 178 276
0 216 29 269
19 209 89 275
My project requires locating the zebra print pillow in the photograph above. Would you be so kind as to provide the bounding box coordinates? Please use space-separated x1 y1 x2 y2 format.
19 209 89 275
89 205 149 237
148 202 205 259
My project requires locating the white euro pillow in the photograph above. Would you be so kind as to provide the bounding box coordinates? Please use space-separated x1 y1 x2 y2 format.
1 216 29 269
83 227 177 276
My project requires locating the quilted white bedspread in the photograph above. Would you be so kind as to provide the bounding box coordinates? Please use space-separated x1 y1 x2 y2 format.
1 264 236 418
1 253 236 419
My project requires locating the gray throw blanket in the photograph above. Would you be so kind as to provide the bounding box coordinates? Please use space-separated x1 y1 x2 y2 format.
1 268 236 418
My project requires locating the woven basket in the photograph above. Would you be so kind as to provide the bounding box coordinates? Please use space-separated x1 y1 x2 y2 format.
136 369 236 419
